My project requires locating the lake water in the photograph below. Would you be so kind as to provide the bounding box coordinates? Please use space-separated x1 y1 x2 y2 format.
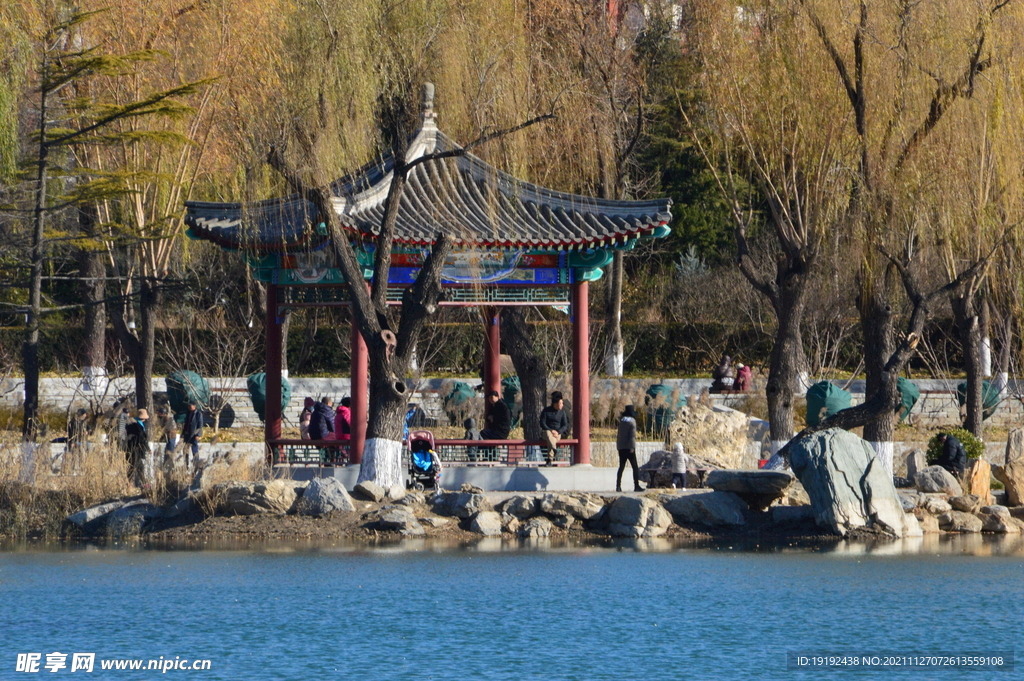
1 535 1021 680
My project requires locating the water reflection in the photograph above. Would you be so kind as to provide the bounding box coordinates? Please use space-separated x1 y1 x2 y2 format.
2 532 1023 556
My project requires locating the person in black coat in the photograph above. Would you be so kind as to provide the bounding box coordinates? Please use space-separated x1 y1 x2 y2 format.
480 391 511 440
935 432 967 478
124 408 150 488
308 397 335 440
538 391 569 465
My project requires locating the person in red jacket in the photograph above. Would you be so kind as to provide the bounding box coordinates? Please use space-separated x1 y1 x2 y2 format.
334 397 352 442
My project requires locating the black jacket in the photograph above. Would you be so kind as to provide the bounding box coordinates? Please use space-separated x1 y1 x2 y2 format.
483 400 512 439
182 409 203 443
539 406 569 437
309 403 335 440
936 435 967 477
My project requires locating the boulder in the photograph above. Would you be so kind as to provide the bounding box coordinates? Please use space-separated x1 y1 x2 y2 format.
965 459 994 506
770 505 814 524
500 513 521 534
896 490 920 512
164 495 197 519
106 501 163 537
470 511 503 536
538 493 606 521
377 508 425 536
903 513 923 538
552 515 575 530
519 516 553 538
354 481 387 503
788 428 911 537
220 480 304 515
937 511 983 533
433 492 492 519
394 492 426 507
605 497 672 537
295 477 356 516
781 482 811 507
65 500 126 528
418 516 450 528
387 485 407 501
977 505 1020 534
915 466 964 497
661 491 747 527
992 462 1024 506
499 495 537 520
460 483 485 494
921 496 952 516
703 470 793 510
949 495 981 513
905 449 928 480
669 402 752 470
1006 428 1024 465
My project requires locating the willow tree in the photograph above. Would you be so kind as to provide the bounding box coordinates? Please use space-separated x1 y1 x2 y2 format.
798 0 1024 450
687 1 854 452
254 0 562 487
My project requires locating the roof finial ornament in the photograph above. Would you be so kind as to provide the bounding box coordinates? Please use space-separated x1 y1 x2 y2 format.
421 82 436 128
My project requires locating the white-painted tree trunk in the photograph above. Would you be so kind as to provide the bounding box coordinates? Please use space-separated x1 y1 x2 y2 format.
357 438 405 489
994 371 1009 396
81 366 108 393
604 346 624 377
763 440 789 470
796 370 811 392
867 441 894 477
981 336 992 378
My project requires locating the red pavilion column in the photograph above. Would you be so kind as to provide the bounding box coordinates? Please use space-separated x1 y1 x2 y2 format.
264 283 283 465
483 307 501 397
571 281 591 465
350 313 368 464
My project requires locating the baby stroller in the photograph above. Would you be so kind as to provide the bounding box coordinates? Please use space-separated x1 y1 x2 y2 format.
407 430 442 492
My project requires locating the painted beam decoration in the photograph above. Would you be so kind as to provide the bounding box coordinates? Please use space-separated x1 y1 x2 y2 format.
186 86 671 290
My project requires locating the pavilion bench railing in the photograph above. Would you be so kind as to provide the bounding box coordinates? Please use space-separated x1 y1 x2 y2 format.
269 439 351 466
268 438 577 467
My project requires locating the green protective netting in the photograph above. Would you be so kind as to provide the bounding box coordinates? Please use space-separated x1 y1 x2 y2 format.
166 370 210 419
897 377 920 421
446 381 476 406
501 375 522 428
956 380 1001 421
645 384 687 434
246 373 292 423
805 381 852 427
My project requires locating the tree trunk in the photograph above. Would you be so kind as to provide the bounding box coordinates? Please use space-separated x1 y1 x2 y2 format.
502 307 547 441
603 250 624 376
78 203 107 391
134 277 160 410
952 293 984 437
23 87 48 441
860 284 896 473
765 279 807 452
358 335 412 489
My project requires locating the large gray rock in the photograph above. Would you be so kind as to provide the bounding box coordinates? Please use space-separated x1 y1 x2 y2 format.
1006 428 1024 465
937 511 983 533
519 516 553 538
905 449 928 480
433 492 492 519
471 511 503 536
661 491 747 527
106 501 163 537
354 481 387 503
915 466 964 497
296 477 356 515
377 508 425 536
498 495 538 519
538 493 606 521
921 496 952 516
219 480 305 515
394 492 426 508
704 470 794 510
65 500 126 528
992 462 1024 506
896 490 920 512
788 428 912 537
949 495 981 513
977 505 1020 534
605 497 672 537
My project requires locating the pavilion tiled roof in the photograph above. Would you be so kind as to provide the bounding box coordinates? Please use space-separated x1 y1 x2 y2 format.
185 117 671 253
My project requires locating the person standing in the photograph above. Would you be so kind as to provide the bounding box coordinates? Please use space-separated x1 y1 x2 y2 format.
616 405 642 492
935 432 967 478
66 408 89 473
538 391 570 466
299 397 314 439
334 396 352 442
124 408 150 488
670 442 688 489
480 391 511 440
154 407 178 472
308 396 335 440
181 402 204 474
